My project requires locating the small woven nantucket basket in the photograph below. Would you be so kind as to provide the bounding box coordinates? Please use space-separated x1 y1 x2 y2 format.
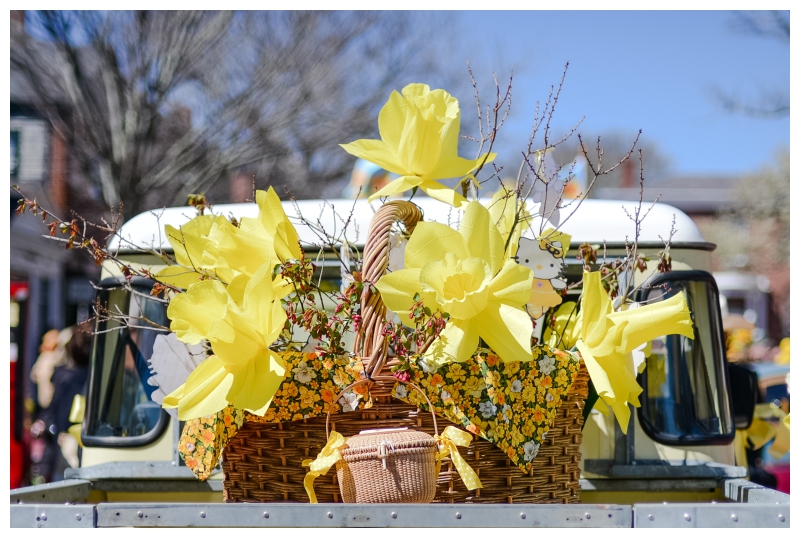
331 381 441 504
222 201 590 504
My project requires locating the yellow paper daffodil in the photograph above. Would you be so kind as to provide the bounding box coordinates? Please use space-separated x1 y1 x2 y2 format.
575 271 694 432
340 83 496 208
488 187 531 261
156 214 235 289
543 301 581 350
155 187 301 301
375 201 534 367
162 263 287 420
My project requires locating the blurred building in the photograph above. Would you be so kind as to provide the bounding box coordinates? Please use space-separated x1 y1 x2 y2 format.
11 11 103 470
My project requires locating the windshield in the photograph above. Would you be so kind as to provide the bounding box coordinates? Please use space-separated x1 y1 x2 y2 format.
83 279 169 445
638 272 735 445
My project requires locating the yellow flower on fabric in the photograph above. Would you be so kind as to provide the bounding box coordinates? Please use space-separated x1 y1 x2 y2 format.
376 201 533 367
162 263 288 420
575 271 694 432
340 83 496 208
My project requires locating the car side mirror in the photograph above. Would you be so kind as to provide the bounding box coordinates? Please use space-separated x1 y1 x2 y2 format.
728 363 758 429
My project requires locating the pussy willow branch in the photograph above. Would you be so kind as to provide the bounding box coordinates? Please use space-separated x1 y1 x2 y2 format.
12 186 184 296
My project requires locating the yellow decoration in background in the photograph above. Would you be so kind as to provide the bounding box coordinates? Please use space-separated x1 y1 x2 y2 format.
774 337 790 364
435 426 483 490
376 201 534 367
340 83 496 207
302 431 348 504
575 271 694 432
745 402 791 460
163 263 287 420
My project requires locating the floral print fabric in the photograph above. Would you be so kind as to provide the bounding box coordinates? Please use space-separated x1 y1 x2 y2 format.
178 347 580 480
178 351 366 479
391 345 581 473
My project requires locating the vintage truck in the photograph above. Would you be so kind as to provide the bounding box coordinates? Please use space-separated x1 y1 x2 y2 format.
10 197 790 527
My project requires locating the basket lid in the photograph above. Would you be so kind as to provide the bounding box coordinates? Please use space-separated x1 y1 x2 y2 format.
340 428 437 460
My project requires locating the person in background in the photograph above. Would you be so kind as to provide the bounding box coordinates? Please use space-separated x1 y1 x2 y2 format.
28 327 70 483
343 158 394 199
31 322 92 481
29 328 71 409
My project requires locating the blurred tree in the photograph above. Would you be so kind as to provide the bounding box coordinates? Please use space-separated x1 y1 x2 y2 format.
11 11 457 218
700 147 790 337
713 10 789 119
550 131 673 189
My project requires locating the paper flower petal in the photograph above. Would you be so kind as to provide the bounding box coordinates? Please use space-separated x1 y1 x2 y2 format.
417 180 469 208
404 221 469 269
367 175 424 202
374 268 435 317
167 280 234 345
424 318 479 366
487 260 534 306
459 200 505 275
163 355 234 420
233 351 287 415
479 302 534 362
340 139 403 176
256 187 302 261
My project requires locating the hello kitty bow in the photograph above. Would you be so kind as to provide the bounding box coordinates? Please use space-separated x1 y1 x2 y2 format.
374 201 535 368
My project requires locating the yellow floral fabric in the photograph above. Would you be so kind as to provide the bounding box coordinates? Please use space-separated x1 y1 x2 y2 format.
178 352 366 479
391 345 581 473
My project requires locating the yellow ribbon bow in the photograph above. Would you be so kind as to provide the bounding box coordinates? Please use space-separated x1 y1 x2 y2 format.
302 431 348 503
435 426 483 490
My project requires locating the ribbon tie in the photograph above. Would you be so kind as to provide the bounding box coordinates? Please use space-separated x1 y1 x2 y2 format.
302 431 348 503
435 425 483 490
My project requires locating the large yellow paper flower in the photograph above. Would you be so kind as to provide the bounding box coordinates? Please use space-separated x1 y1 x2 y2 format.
340 84 496 208
575 271 694 432
488 187 531 261
156 187 301 301
162 263 287 420
375 201 534 367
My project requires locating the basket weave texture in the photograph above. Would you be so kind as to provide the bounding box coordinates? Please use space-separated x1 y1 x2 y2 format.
222 201 588 504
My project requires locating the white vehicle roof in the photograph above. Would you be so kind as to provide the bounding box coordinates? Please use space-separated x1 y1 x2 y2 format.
108 197 708 253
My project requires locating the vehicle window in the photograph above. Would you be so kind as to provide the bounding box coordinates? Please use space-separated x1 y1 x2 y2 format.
83 280 169 445
638 272 735 445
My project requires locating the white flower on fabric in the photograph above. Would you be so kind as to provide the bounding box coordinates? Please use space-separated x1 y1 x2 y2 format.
538 356 556 376
395 384 408 399
479 400 497 419
546 393 555 403
530 150 564 226
510 379 523 393
502 404 512 423
523 441 540 462
441 389 452 401
339 391 359 412
293 361 317 384
186 442 195 453
419 356 439 374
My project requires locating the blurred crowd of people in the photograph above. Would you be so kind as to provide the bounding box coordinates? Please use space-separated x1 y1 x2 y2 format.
28 320 92 483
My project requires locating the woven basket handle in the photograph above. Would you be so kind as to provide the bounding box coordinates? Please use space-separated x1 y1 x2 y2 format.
325 378 439 439
354 201 423 377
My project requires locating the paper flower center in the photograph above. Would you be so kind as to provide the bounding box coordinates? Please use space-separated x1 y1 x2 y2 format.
420 255 490 320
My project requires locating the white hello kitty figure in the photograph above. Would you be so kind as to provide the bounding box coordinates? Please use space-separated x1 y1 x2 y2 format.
516 235 568 319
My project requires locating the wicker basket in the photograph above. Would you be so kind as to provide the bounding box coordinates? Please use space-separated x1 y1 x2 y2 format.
222 201 589 504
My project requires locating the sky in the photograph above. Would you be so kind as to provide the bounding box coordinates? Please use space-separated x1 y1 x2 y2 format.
451 10 789 179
